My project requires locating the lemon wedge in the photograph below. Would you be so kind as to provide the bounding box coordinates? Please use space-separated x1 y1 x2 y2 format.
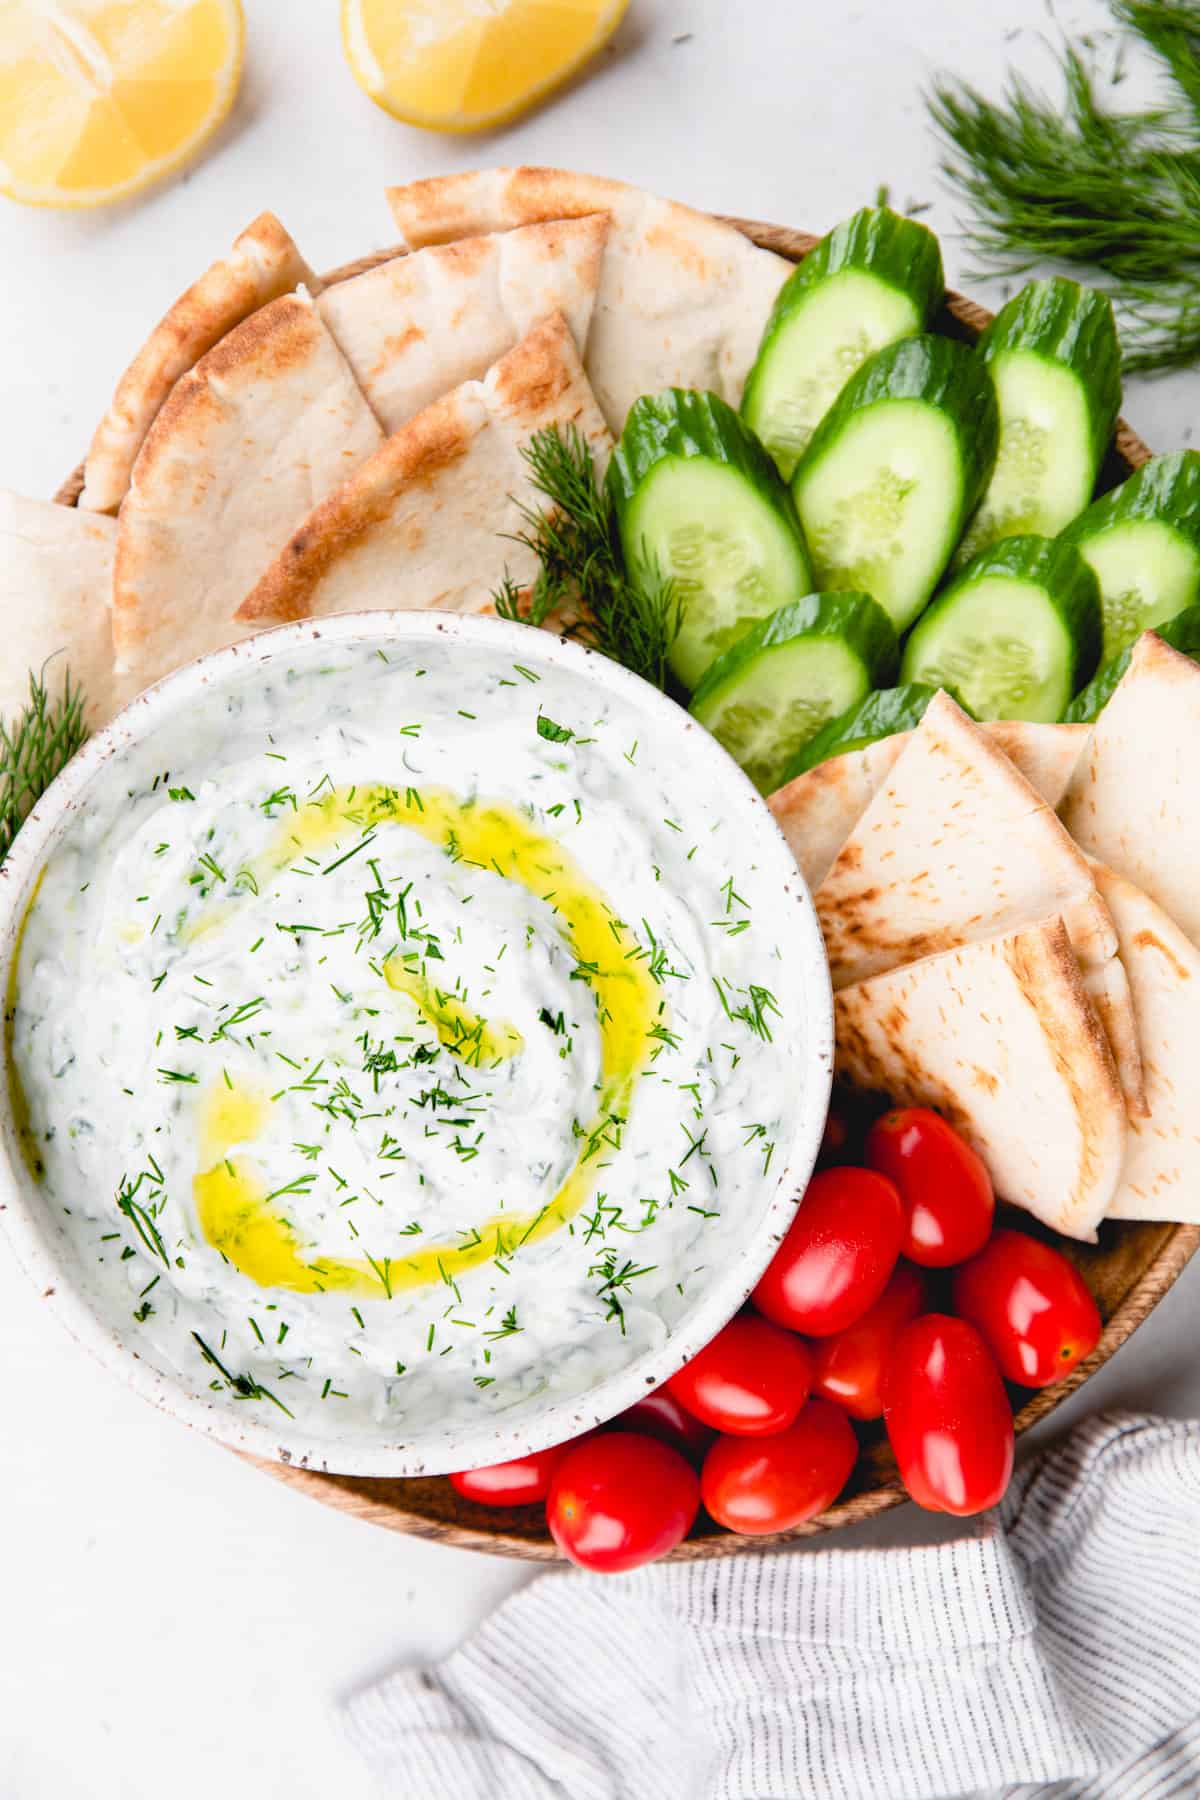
341 0 629 134
0 0 244 208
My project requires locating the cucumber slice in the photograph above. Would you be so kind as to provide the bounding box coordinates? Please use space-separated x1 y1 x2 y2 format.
780 682 947 782
689 592 897 793
1059 450 1200 662
1064 602 1200 723
607 388 812 689
900 534 1100 722
741 207 944 479
791 335 998 634
955 278 1121 565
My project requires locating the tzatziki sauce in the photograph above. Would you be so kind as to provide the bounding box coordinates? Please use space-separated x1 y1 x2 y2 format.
9 627 815 1463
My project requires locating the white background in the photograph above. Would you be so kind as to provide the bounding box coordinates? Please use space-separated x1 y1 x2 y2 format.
3 3 1200 1795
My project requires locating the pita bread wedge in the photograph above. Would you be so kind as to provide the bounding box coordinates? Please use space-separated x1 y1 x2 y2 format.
1092 866 1200 1221
112 292 383 693
1 493 119 730
80 214 316 516
983 718 1088 807
769 719 1087 891
1061 631 1200 947
815 693 1115 990
835 917 1127 1239
237 312 612 628
770 737 904 891
386 167 791 432
318 215 608 434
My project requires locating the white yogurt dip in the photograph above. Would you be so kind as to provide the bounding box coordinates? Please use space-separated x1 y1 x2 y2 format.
8 622 821 1465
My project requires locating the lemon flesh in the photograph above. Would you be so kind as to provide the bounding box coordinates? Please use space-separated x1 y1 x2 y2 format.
0 0 243 208
342 0 628 133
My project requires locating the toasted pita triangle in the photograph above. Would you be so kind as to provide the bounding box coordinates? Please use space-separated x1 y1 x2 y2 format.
1061 631 1200 947
769 718 1088 891
1091 866 1200 1221
770 738 903 893
386 167 791 433
318 215 608 434
835 917 1126 1239
236 313 612 628
1 493 120 730
80 214 316 516
815 692 1114 989
112 292 383 692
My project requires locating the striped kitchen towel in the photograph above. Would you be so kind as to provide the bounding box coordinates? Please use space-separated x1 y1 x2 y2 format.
345 1413 1200 1799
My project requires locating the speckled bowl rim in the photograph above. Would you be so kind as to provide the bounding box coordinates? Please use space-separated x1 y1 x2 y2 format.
0 610 833 1476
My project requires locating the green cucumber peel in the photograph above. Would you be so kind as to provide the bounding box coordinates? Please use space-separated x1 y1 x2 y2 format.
690 591 897 792
1061 450 1200 661
978 277 1122 477
779 682 952 782
901 532 1101 722
741 206 944 476
791 334 1000 632
1064 602 1200 723
608 388 812 689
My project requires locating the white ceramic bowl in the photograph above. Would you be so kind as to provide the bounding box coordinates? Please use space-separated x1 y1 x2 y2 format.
0 612 832 1475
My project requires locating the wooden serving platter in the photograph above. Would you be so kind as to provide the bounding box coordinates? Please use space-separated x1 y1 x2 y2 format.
57 214 1200 1559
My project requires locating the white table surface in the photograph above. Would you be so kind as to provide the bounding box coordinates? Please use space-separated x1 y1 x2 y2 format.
3 3 1199 1795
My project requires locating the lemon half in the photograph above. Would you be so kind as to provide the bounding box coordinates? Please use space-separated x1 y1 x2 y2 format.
0 0 244 208
342 0 629 135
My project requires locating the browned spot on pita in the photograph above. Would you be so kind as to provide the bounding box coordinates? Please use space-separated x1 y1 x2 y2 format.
385 174 478 246
971 1065 999 1096
199 294 322 386
438 234 491 277
1133 928 1193 982
509 166 613 223
490 321 575 418
381 323 425 362
643 218 712 281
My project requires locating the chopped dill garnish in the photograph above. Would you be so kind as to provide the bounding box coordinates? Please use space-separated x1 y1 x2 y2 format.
192 1332 294 1418
492 424 682 687
483 1305 522 1340
536 713 575 744
588 1250 657 1333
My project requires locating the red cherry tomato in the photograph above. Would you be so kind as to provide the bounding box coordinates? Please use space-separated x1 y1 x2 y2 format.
546 1432 699 1572
666 1314 812 1436
450 1444 569 1507
609 1386 715 1463
866 1108 994 1267
952 1229 1102 1387
701 1399 858 1535
811 1263 929 1420
752 1166 904 1336
883 1314 1014 1516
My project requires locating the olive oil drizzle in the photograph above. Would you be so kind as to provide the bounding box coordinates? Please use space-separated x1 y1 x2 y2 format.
191 784 660 1299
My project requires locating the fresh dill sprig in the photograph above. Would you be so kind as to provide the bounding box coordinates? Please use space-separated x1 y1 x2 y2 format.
930 0 1200 372
493 424 683 688
191 1331 294 1418
0 669 88 862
